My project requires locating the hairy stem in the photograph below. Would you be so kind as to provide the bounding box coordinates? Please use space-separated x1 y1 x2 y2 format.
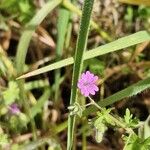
88 97 134 134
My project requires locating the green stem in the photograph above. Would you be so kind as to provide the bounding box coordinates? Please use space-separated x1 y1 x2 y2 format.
123 133 133 150
88 97 134 134
85 102 93 107
67 0 94 149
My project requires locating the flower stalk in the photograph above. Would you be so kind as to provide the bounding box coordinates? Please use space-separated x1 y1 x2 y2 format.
88 96 134 134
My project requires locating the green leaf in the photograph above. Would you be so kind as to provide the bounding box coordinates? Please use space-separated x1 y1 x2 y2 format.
124 108 132 124
14 0 62 135
143 136 150 146
138 6 150 19
17 31 150 79
15 0 62 75
9 113 28 132
85 58 105 76
24 79 49 91
94 116 107 143
19 0 31 13
2 81 19 105
123 134 140 150
67 0 94 149
0 0 17 9
99 77 150 107
95 129 104 143
30 89 50 119
124 108 139 128
123 134 150 150
125 6 133 23
95 109 115 126
0 0 35 23
84 77 150 115
68 102 85 117
118 0 150 6
55 5 70 101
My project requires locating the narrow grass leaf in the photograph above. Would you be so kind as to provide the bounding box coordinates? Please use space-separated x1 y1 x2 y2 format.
54 121 68 134
25 80 49 90
15 0 61 140
55 5 70 101
84 31 150 60
99 77 150 107
84 77 150 115
17 31 150 79
16 0 61 74
30 88 51 119
67 0 94 150
118 0 150 6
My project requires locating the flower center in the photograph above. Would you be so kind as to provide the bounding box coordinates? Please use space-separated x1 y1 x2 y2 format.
83 81 90 86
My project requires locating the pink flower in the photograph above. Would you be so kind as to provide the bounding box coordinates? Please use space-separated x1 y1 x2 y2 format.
9 104 20 115
77 71 99 97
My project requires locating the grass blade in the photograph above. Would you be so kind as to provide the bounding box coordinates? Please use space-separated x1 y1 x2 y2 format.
118 0 150 6
30 88 51 119
16 0 61 74
25 80 49 90
15 0 61 140
99 77 150 107
17 31 150 79
55 4 70 101
67 0 94 149
84 77 150 115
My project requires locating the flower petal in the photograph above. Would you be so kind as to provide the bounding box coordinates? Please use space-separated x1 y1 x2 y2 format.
78 71 100 97
89 90 95 95
93 85 99 91
93 76 98 82
81 88 89 97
